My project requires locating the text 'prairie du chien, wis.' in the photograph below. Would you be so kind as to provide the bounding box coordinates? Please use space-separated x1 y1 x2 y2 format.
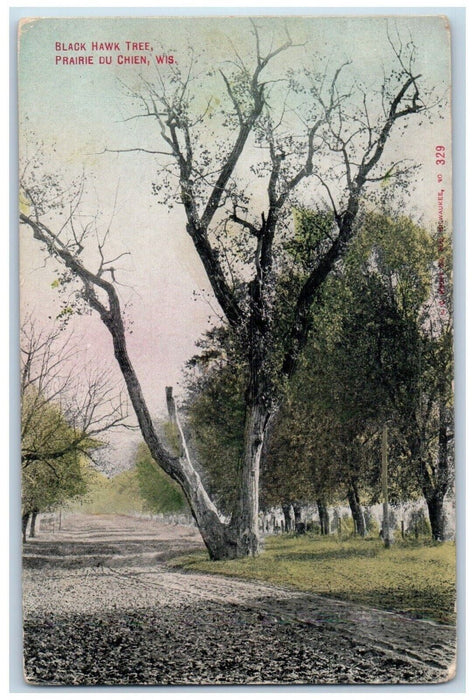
54 40 174 66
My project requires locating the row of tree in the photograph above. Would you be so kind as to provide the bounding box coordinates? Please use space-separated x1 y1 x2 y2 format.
183 212 453 541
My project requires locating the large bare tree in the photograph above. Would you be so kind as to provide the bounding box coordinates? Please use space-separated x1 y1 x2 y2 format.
20 23 435 558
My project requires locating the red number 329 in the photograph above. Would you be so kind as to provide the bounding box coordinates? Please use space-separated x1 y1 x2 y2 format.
436 145 446 166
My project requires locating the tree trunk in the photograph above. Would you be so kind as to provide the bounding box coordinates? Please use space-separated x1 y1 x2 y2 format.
232 402 269 555
101 299 239 560
347 481 366 536
164 387 239 559
22 511 30 543
282 504 292 532
381 423 391 548
415 403 451 542
293 503 306 534
425 491 445 541
226 261 272 557
425 403 450 542
317 499 330 535
166 387 271 559
29 509 38 538
293 503 302 526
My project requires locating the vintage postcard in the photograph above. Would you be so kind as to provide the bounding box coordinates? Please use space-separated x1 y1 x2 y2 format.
18 15 456 686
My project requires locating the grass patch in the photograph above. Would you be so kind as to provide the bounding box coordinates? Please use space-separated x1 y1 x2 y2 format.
170 534 456 625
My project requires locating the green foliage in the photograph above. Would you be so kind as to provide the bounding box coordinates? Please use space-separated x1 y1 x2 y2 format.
72 441 188 516
75 468 145 515
345 213 436 313
287 208 336 273
182 209 453 527
22 454 90 514
271 210 444 506
136 443 187 514
185 360 246 514
22 389 95 513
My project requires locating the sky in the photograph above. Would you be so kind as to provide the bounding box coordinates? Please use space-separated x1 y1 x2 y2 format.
17 14 453 471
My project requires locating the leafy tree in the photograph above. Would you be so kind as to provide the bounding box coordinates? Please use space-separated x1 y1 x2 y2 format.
135 442 187 515
21 319 128 540
20 22 435 559
344 214 454 539
397 292 454 540
21 396 92 540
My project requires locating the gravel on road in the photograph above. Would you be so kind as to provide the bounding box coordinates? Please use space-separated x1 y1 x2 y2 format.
22 513 457 686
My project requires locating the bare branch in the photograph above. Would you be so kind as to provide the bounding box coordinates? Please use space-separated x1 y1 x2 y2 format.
219 69 244 126
230 204 261 238
99 146 174 157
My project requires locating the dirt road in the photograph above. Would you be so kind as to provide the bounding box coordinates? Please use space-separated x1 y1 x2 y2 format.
22 513 456 686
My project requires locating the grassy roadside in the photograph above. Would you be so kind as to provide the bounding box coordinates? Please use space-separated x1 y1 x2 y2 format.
170 534 456 625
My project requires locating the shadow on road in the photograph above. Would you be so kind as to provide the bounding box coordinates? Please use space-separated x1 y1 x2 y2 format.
23 513 203 569
23 538 202 569
23 595 455 686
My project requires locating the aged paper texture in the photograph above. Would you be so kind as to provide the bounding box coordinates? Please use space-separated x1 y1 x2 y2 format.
19 15 455 686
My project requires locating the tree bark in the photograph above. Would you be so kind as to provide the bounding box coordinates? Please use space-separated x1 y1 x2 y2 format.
231 402 270 556
425 492 445 541
29 509 38 538
317 499 330 535
425 403 450 542
412 403 451 542
282 504 292 532
164 387 240 559
417 463 447 542
294 504 306 534
293 503 302 526
22 511 30 543
347 480 366 537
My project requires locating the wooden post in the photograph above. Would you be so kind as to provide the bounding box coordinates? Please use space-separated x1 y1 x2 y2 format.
382 423 390 548
401 520 405 539
337 517 342 537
